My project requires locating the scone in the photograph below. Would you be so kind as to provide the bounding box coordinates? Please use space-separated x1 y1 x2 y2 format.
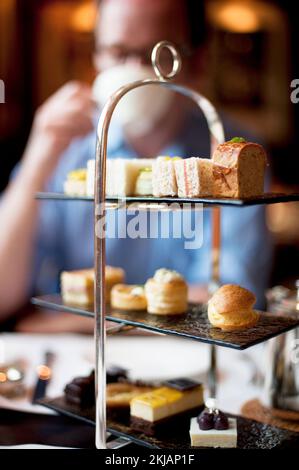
145 268 188 315
63 169 87 196
152 156 181 197
105 266 125 302
212 138 267 198
174 157 213 198
111 284 147 311
208 284 260 331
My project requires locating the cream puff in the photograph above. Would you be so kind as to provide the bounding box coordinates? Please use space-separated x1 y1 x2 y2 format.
145 268 188 315
208 284 259 331
111 284 147 311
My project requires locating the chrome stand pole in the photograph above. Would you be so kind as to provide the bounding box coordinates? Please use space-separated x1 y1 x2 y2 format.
208 206 221 398
94 136 107 449
93 40 225 449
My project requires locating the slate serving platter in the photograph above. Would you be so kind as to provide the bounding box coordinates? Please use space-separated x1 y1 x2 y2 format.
31 295 299 350
39 396 299 449
35 192 299 207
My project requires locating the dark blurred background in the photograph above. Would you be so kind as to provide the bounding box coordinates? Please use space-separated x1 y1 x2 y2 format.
0 0 299 287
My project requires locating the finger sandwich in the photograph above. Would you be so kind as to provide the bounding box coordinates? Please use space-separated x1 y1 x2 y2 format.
61 266 125 305
61 268 94 305
64 169 87 196
87 158 155 197
174 157 213 198
152 156 181 197
134 167 153 196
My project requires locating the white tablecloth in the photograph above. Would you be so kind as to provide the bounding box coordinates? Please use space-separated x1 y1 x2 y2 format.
0 332 265 416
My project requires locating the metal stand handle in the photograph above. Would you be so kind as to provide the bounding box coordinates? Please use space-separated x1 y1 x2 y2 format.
94 40 225 449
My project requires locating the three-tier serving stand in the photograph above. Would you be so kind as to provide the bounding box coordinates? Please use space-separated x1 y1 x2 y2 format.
33 41 299 449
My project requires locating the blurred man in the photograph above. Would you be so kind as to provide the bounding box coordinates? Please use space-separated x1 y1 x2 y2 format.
0 0 272 320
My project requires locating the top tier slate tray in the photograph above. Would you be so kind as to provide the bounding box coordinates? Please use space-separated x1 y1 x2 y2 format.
35 191 299 207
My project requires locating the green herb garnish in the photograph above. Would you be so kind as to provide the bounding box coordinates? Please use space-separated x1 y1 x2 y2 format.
229 137 246 143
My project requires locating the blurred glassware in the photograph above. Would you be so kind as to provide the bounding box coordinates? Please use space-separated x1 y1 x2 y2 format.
0 361 26 399
262 281 299 412
32 351 55 404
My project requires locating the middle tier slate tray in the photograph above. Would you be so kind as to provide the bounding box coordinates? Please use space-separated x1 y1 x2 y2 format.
39 396 299 449
35 191 299 207
31 294 299 350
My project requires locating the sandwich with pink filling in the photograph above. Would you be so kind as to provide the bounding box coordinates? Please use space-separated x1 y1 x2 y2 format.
174 157 213 198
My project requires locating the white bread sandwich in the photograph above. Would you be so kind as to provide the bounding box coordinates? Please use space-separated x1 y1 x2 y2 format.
152 156 181 197
174 157 213 198
64 169 87 196
87 158 155 197
61 266 125 305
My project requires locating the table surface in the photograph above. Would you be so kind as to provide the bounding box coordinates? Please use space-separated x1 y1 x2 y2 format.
0 407 95 448
1 309 299 450
1 406 299 449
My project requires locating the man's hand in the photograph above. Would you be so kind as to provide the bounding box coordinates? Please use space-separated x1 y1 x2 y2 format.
22 81 94 189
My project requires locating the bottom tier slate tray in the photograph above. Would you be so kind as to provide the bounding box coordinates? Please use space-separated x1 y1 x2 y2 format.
39 396 299 449
32 294 299 350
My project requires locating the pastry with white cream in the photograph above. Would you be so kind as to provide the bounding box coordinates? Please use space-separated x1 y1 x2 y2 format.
145 268 188 315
